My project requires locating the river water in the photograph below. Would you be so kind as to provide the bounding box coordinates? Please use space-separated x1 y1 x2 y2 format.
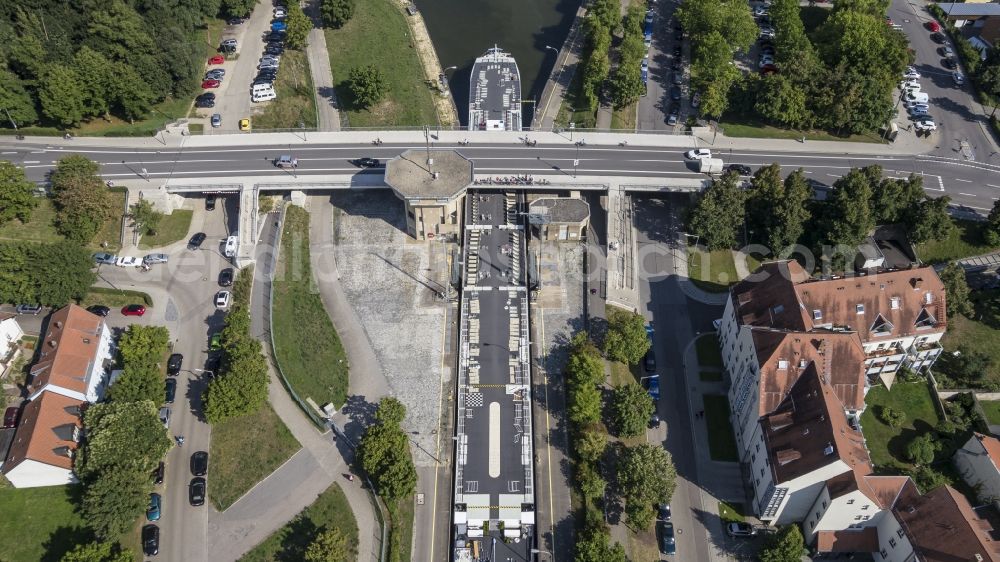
417 0 580 126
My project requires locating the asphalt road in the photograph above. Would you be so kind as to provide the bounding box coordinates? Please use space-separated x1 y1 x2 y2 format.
637 0 686 132
5 141 999 213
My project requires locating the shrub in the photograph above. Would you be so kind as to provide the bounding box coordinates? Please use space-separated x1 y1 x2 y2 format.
877 405 906 428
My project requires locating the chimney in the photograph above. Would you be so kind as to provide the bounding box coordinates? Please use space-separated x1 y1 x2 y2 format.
49 340 57 348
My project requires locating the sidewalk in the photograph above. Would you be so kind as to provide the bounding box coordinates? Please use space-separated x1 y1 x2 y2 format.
304 0 342 131
535 3 589 129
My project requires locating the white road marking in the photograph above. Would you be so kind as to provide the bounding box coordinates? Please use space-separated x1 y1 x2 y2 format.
1 151 15 155
959 192 977 197
988 184 1000 189
489 402 500 478
23 161 39 164
954 178 972 183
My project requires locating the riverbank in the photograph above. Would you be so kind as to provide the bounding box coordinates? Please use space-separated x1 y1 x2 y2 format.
536 2 588 129
390 0 459 126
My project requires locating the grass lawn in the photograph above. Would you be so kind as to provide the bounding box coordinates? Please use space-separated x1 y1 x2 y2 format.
981 400 1000 425
72 96 194 138
239 483 358 562
718 500 746 523
611 101 638 131
0 194 125 252
941 298 1000 387
273 205 350 408
703 394 739 462
323 0 436 127
138 210 193 249
78 288 154 309
388 497 414 562
252 49 318 130
688 247 739 293
695 334 723 369
859 382 940 470
0 485 93 562
554 68 597 129
700 370 723 382
209 402 300 510
719 114 876 143
915 219 999 264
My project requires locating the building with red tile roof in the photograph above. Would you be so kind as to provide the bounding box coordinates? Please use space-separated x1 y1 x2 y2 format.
2 391 84 488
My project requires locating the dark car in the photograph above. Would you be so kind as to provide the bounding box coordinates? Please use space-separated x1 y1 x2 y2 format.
205 69 226 80
256 71 278 80
353 157 380 168
649 412 661 428
658 503 672 521
205 194 216 211
218 268 235 287
164 378 177 404
142 524 159 556
226 16 245 24
727 522 757 537
660 522 676 555
253 79 275 87
15 304 42 315
673 45 682 57
3 406 20 428
670 86 682 101
189 477 206 506
147 492 162 521
197 92 216 102
153 461 165 485
265 45 284 56
188 232 207 249
644 350 656 372
930 31 946 43
943 57 958 69
195 98 216 108
191 451 208 476
167 353 183 376
87 305 111 317
726 164 753 176
205 355 221 379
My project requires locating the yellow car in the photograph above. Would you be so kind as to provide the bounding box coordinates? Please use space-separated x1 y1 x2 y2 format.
239 118 251 132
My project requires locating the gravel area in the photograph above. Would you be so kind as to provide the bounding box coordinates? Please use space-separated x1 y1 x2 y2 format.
328 191 449 466
535 241 587 374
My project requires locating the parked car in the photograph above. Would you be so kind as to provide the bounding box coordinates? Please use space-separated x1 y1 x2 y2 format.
195 97 216 109
644 376 660 401
666 106 679 126
191 451 209 476
953 71 965 85
685 148 712 160
147 493 161 521
914 119 937 132
15 304 42 315
3 406 20 428
271 20 287 31
209 333 222 351
143 253 168 265
239 118 252 132
93 252 117 265
211 113 222 128
226 16 245 24
649 412 661 428
142 524 159 556
121 304 146 316
658 503 672 521
205 194 217 210
353 157 380 168
726 164 752 176
220 38 237 49
167 353 183 376
188 232 207 249
164 378 176 404
903 66 920 79
727 522 757 537
274 7 287 17
930 32 946 43
202 79 221 89
205 69 225 80
153 461 165 485
218 268 235 287
670 86 681 101
691 91 701 108
660 522 676 555
116 256 142 267
215 291 231 309
208 55 225 65
189 478 206 506
926 20 940 32
943 57 958 69
939 45 955 57
87 305 111 317
158 407 171 428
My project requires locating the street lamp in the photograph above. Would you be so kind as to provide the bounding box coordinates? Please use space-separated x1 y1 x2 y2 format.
531 549 552 559
191 368 214 379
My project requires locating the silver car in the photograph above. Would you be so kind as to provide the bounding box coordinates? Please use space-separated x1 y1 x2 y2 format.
143 253 169 265
211 113 222 128
93 252 117 265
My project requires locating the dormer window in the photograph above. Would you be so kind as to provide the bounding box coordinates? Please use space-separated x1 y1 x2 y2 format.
856 304 865 315
871 314 894 336
778 360 789 369
924 292 933 304
890 297 900 310
813 309 822 320
915 308 937 328
772 305 785 315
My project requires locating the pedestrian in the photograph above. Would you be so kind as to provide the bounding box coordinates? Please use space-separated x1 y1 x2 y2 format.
175 435 185 446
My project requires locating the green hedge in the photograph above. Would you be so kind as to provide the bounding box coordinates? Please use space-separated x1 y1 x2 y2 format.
86 287 153 306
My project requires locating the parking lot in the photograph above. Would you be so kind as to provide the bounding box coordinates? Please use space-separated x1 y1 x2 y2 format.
637 0 689 131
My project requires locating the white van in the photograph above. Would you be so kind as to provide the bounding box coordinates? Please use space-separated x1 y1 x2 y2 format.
224 234 239 258
252 90 276 103
907 91 929 104
252 83 273 94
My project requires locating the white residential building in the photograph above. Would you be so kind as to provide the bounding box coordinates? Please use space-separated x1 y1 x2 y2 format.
27 304 114 403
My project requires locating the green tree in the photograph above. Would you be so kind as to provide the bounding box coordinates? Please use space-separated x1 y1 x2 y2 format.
304 528 352 562
30 242 97 306
603 308 650 365
347 65 387 109
73 46 115 118
588 0 621 34
75 401 171 479
38 64 87 127
759 525 805 562
0 70 39 127
284 0 312 50
107 365 162 404
906 433 939 465
0 161 37 225
687 173 746 251
746 165 812 252
822 166 877 249
118 325 170 370
756 75 808 128
50 155 115 243
61 541 134 562
130 199 163 236
568 382 603 426
80 468 149 539
609 63 645 108
576 462 607 499
877 405 905 428
618 444 677 528
320 0 356 29
908 196 955 244
576 430 608 464
611 384 655 438
940 262 973 318
375 396 407 426
986 199 1000 246
221 0 256 17
566 334 605 388
580 23 611 113
575 526 628 562
870 175 924 224
359 398 417 502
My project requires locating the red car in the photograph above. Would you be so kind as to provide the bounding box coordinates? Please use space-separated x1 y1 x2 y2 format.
201 79 221 89
122 304 146 316
3 407 20 428
208 55 225 65
926 21 940 32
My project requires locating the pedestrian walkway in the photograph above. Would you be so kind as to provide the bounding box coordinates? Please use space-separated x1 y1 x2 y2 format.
535 3 589 129
606 183 641 312
304 0 341 131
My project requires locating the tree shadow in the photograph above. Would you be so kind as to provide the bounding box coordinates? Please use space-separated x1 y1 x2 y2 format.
275 515 321 562
40 524 92 562
339 394 378 442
